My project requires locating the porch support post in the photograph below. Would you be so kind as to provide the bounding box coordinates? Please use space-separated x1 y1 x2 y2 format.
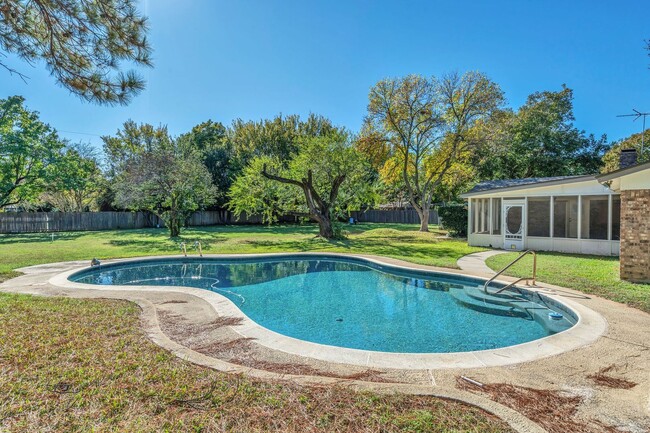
577 195 582 240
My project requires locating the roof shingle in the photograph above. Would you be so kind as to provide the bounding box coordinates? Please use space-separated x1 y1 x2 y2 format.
466 176 588 194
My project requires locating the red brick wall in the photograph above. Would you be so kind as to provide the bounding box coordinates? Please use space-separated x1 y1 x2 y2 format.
620 190 650 283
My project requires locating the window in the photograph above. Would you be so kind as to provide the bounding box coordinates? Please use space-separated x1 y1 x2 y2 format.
527 197 551 237
553 196 578 238
581 195 609 240
611 195 621 241
471 198 490 234
491 198 501 235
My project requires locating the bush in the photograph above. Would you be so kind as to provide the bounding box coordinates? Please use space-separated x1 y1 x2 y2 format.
438 205 468 237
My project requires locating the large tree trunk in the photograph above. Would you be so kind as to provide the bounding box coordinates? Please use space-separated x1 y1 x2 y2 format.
316 215 334 238
410 198 430 232
169 219 181 237
419 207 430 232
161 203 182 237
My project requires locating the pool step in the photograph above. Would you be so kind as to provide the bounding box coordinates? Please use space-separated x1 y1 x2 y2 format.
452 287 572 333
464 287 544 311
448 288 531 319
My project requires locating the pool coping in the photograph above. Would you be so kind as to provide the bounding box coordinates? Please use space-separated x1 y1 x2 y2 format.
48 252 608 370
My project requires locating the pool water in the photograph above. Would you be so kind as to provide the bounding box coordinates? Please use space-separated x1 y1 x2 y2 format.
70 256 575 353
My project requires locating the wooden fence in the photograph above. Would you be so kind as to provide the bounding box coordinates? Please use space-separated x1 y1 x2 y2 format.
0 209 438 234
351 209 438 225
0 211 264 234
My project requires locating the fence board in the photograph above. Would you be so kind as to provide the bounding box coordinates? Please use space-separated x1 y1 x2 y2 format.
0 209 438 234
350 209 438 225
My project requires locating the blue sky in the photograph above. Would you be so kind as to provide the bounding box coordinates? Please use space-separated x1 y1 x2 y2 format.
2 0 649 150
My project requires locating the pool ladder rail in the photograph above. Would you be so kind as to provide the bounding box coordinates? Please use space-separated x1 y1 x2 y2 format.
179 241 203 257
483 250 537 295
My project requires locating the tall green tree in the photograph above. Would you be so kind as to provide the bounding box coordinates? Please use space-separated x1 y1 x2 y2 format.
229 133 377 239
39 143 103 211
229 114 339 169
361 72 504 231
177 120 232 207
102 120 172 176
106 122 216 237
0 95 66 208
0 0 152 105
474 86 609 180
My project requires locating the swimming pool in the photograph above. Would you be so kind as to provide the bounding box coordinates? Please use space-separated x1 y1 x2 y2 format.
69 255 575 354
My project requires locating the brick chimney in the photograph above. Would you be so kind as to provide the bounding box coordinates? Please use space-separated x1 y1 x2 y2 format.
620 148 638 169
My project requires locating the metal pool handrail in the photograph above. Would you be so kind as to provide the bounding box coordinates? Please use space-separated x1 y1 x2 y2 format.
483 250 537 294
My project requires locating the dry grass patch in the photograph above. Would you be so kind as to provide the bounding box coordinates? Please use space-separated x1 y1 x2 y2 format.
0 293 512 432
456 377 619 433
587 365 637 390
158 311 394 383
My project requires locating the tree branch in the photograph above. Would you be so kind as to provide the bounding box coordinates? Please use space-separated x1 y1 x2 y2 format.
261 164 304 188
0 60 29 83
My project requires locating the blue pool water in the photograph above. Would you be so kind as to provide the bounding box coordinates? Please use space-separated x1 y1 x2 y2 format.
70 256 575 353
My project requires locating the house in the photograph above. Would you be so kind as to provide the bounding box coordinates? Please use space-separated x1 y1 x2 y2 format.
461 149 650 283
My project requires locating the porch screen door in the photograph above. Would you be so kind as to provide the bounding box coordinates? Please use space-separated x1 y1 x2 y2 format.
503 201 525 251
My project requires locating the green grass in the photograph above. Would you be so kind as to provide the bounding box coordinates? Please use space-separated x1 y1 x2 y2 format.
486 252 650 313
0 292 512 432
0 223 484 281
2 222 647 430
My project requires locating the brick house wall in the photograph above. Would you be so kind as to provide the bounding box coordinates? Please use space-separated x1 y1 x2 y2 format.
620 189 650 283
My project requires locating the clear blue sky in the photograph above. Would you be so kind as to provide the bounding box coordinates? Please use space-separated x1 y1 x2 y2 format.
2 0 649 150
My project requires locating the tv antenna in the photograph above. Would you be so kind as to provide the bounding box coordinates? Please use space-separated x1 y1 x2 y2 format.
617 109 649 156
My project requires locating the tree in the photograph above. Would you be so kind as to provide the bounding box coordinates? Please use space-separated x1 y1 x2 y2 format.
105 122 216 237
1 0 152 105
0 95 66 208
228 134 377 239
229 113 340 169
177 120 232 207
112 141 216 237
362 72 504 231
473 86 609 180
39 143 103 211
102 120 173 176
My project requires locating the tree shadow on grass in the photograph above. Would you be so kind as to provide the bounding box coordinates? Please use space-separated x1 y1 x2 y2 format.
0 232 87 244
239 236 470 267
108 236 230 251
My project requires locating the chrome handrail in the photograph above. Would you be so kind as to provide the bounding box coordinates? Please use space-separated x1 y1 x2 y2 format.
194 241 203 257
483 250 536 294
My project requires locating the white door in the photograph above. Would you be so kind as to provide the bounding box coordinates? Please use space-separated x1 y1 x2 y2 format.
503 201 525 251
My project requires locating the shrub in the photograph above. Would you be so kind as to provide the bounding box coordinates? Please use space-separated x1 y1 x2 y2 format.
438 205 468 237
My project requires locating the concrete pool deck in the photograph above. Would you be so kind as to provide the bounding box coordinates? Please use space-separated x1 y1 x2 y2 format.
2 253 649 432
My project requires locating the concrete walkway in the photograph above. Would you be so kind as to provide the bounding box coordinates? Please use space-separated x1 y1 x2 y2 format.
457 250 509 275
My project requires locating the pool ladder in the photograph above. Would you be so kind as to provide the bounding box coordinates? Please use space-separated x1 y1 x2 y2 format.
483 250 537 295
179 241 203 257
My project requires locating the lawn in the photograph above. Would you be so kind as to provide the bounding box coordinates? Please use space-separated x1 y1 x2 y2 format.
0 224 507 431
0 223 484 282
1 222 648 432
486 252 650 313
0 293 512 432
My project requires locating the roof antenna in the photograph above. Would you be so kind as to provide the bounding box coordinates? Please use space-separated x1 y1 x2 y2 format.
617 109 650 157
